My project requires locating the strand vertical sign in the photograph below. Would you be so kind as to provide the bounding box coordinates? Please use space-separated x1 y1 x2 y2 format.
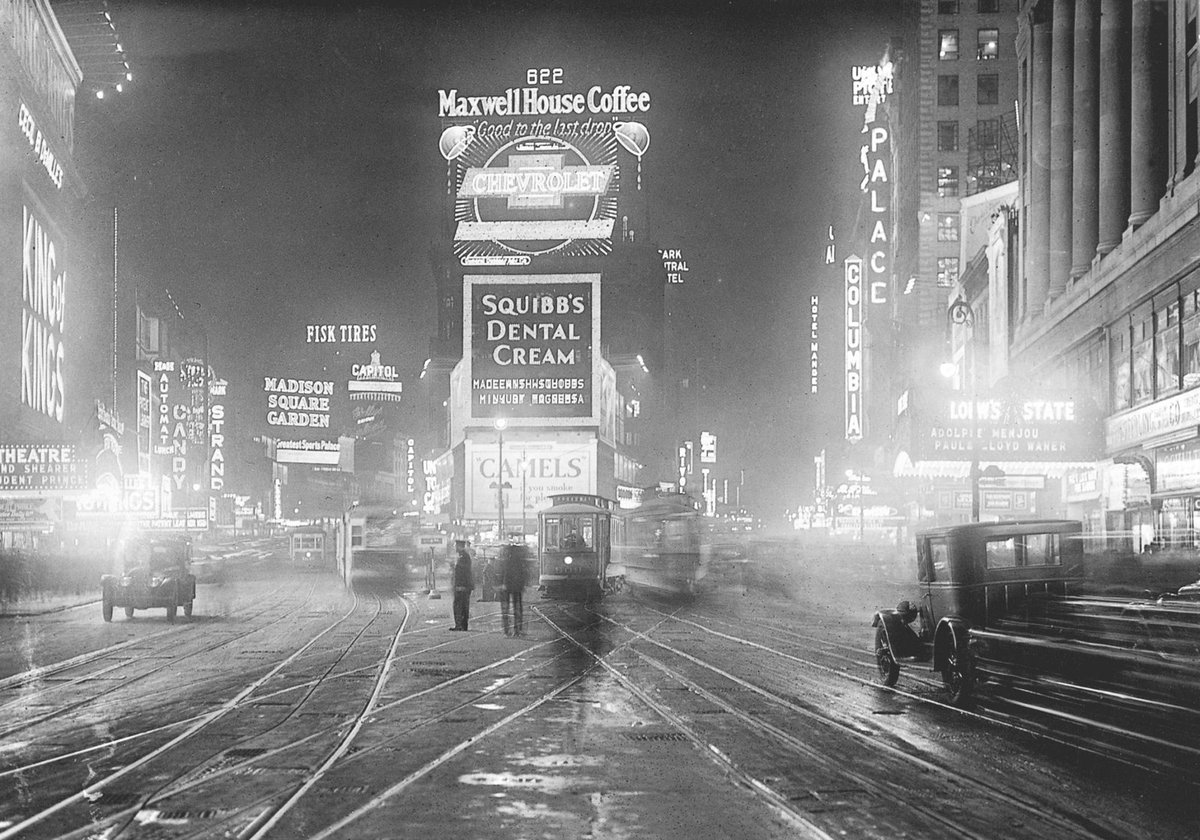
845 255 864 442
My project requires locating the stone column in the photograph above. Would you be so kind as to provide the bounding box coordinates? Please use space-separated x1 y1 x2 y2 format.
1028 18 1053 314
1071 0 1100 278
1129 0 1168 227
1048 0 1075 298
1096 0 1130 255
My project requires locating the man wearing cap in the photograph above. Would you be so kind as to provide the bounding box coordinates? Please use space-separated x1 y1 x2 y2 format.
450 540 475 630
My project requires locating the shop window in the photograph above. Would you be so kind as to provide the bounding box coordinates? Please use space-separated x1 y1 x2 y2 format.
937 257 960 287
1156 299 1181 397
977 73 999 105
1111 324 1130 411
1184 289 1200 388
937 213 960 242
1133 315 1154 406
940 30 960 61
977 28 999 60
978 0 999 11
938 74 960 106
938 121 959 151
937 165 959 197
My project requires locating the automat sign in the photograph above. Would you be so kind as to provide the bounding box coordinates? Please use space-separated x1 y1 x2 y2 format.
468 275 597 419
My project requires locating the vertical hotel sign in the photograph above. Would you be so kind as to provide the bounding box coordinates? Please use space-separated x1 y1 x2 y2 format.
467 275 598 420
845 255 863 441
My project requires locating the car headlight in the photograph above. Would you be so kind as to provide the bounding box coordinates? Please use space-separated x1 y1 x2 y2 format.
564 556 573 565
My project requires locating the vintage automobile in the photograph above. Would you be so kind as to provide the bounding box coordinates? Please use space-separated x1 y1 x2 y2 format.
102 536 197 622
871 519 1084 706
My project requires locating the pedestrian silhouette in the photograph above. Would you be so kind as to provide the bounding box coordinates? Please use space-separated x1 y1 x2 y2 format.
498 542 529 637
450 540 474 630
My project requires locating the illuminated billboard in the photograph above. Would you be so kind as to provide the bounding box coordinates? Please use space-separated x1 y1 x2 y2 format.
438 69 652 267
465 275 598 420
844 256 864 442
21 205 66 424
464 436 597 520
0 444 88 493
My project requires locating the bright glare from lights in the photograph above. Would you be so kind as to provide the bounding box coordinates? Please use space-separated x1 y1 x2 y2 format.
126 72 132 81
116 84 123 93
494 417 508 431
563 556 573 565
95 90 104 99
939 361 958 379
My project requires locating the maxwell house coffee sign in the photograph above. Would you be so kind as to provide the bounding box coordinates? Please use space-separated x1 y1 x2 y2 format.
467 275 597 420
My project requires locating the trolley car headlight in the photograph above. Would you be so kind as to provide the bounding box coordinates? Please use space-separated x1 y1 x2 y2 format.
563 556 573 565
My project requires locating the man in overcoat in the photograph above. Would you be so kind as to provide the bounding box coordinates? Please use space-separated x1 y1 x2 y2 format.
450 540 474 630
498 542 529 637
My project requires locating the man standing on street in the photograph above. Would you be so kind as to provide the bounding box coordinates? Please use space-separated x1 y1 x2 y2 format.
450 540 474 630
499 541 529 637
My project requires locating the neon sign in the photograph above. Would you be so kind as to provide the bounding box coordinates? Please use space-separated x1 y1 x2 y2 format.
860 123 891 305
21 206 65 422
810 295 819 394
845 256 864 442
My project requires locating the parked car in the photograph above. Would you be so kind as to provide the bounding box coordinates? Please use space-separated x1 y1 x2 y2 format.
102 536 196 622
871 519 1084 706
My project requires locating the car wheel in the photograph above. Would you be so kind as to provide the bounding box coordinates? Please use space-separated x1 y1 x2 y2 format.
875 626 900 687
184 600 193 618
102 593 113 623
942 640 975 707
125 606 134 618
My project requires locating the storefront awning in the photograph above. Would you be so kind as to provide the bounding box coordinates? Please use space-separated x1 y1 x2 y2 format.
893 450 1096 480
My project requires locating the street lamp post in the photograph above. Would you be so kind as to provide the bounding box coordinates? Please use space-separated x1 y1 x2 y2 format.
491 418 510 538
943 298 980 522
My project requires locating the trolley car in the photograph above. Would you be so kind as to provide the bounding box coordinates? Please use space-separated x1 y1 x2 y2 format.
614 490 707 598
537 493 617 601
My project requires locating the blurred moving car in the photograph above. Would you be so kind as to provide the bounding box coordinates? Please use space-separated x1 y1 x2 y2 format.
189 551 228 585
102 536 197 622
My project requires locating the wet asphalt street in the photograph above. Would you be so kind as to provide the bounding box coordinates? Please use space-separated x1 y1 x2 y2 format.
0 543 1197 839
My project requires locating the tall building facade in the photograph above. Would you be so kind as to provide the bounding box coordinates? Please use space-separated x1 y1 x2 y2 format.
1010 0 1192 549
424 75 667 538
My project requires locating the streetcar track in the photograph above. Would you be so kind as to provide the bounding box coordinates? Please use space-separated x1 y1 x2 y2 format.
596 604 1144 840
678 600 1200 775
0 582 327 741
537 607 838 840
0 582 379 840
294 605 674 839
27 597 596 838
629 647 998 840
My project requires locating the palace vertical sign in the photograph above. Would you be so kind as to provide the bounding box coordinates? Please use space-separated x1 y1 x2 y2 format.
845 255 864 442
861 122 891 305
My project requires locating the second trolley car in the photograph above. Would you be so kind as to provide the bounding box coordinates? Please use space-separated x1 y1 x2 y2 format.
614 490 707 598
537 494 616 601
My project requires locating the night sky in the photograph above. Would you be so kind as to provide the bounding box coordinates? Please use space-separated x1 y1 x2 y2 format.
98 0 902 512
